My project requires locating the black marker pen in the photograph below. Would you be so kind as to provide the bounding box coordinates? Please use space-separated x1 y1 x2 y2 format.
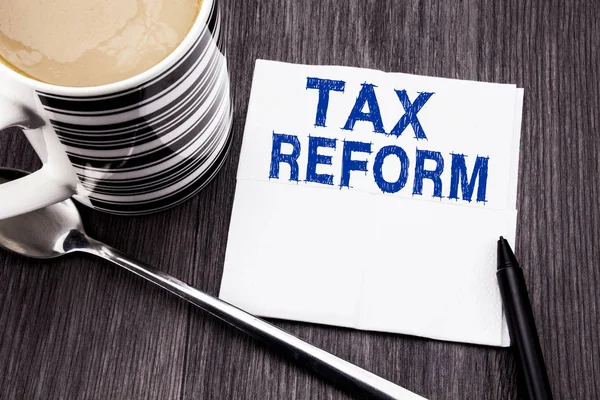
497 236 553 400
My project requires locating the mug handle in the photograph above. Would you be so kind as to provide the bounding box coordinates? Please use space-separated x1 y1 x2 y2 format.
0 98 75 219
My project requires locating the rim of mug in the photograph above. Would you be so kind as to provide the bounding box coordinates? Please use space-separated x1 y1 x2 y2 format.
0 0 214 98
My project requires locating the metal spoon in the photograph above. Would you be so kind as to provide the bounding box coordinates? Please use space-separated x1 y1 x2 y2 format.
0 168 425 400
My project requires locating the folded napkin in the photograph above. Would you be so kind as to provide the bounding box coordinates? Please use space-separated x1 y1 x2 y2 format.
220 60 523 347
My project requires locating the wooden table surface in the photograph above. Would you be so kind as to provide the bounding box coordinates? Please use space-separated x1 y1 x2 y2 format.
1 1 599 399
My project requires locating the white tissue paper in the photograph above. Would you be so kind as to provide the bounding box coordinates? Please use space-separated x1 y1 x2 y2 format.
219 60 523 347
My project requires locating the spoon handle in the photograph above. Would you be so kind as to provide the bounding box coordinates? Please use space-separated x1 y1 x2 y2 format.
83 239 425 400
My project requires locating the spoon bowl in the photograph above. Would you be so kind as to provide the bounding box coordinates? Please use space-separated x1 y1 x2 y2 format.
0 168 83 259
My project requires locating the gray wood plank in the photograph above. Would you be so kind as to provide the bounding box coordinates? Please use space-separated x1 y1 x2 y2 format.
1 0 599 399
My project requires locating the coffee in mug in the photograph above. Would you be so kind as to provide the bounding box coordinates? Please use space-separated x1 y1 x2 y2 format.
0 0 202 87
0 0 232 218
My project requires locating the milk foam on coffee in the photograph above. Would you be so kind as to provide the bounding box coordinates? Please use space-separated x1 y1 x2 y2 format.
0 0 201 87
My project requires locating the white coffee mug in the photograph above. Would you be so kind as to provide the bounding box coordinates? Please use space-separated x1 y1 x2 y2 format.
0 0 232 219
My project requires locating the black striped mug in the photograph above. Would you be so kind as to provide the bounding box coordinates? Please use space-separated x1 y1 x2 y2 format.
0 0 231 219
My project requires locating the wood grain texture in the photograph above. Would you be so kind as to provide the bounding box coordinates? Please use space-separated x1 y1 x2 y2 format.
0 0 599 399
